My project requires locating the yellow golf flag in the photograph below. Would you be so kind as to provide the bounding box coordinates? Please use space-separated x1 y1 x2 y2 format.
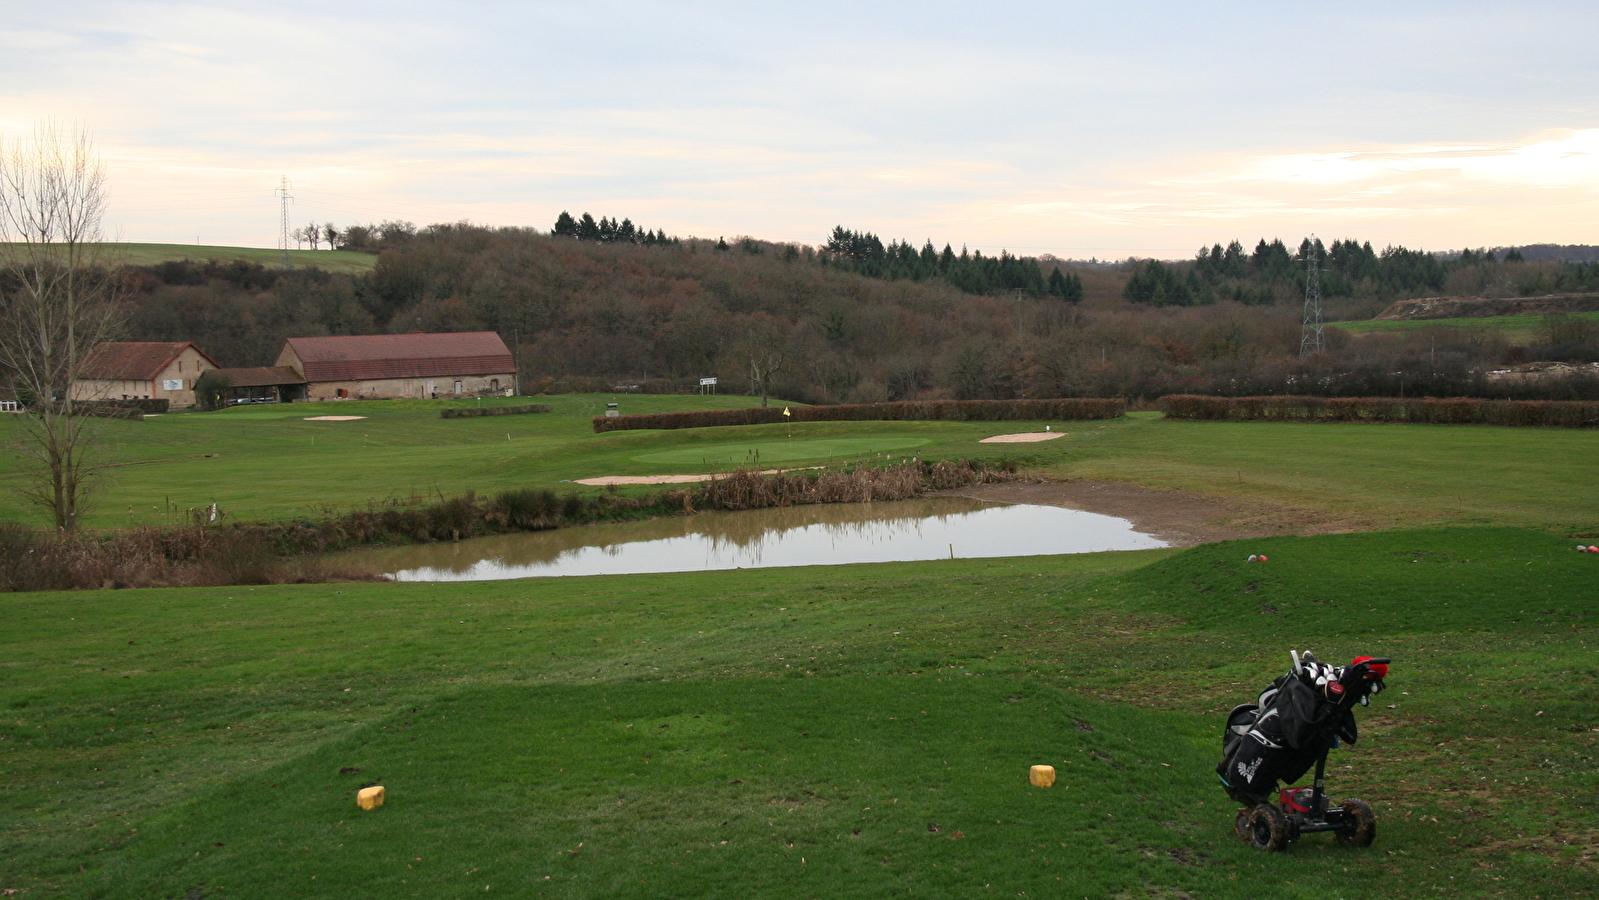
783 407 791 417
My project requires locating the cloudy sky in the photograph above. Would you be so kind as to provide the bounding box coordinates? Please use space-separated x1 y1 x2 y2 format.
4 1 1597 257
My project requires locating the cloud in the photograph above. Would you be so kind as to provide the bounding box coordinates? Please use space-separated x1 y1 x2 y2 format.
8 3 1597 254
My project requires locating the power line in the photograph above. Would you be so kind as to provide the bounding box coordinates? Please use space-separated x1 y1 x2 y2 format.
1300 236 1324 357
275 176 294 270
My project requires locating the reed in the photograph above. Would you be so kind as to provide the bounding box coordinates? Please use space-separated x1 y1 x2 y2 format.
0 460 1016 591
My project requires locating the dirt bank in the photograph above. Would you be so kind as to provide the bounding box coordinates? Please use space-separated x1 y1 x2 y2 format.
934 479 1367 548
1373 292 1599 321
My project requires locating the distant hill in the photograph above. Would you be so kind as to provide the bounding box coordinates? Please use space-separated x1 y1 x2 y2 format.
73 224 1599 404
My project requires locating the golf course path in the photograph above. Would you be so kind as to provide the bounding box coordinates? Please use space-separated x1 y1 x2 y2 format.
937 480 1364 547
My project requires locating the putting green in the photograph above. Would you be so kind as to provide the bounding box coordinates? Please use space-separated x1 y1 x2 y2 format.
634 436 931 466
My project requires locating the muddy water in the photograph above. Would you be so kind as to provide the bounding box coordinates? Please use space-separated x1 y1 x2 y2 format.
343 498 1166 582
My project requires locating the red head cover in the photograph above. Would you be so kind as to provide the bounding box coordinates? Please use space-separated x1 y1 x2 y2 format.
1351 656 1388 679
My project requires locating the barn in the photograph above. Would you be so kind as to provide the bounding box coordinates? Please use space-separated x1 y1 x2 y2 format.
72 342 220 409
205 366 308 404
275 332 516 401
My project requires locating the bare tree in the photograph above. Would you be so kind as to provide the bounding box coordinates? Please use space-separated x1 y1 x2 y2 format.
739 320 789 408
0 123 124 531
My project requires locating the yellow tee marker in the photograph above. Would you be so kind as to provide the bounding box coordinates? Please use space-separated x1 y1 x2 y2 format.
1029 765 1055 788
357 785 386 810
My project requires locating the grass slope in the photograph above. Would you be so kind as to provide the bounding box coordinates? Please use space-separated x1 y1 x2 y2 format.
81 243 379 274
2 399 1597 535
1332 311 1599 343
2 527 1595 898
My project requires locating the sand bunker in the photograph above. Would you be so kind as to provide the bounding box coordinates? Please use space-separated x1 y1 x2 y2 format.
978 432 1068 443
575 467 818 486
304 415 368 421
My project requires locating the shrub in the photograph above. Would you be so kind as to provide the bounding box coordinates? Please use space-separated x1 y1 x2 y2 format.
1158 394 1599 428
593 398 1125 433
440 404 552 419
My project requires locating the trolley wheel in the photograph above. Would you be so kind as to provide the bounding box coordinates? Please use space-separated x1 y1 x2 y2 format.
1334 798 1377 847
1234 809 1252 841
1243 803 1291 851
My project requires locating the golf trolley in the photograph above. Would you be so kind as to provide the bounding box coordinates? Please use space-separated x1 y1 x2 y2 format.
1218 652 1390 852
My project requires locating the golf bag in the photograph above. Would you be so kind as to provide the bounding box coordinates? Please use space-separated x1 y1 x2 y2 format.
1217 652 1387 806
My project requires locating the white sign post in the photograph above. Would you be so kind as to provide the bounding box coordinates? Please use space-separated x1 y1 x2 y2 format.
698 377 717 395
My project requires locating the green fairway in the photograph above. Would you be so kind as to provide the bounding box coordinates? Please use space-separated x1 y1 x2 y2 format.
634 436 932 466
1332 310 1599 343
2 398 1597 534
2 527 1594 898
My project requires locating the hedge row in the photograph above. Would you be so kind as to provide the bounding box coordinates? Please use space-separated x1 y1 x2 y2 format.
80 400 161 419
1158 394 1599 428
593 398 1125 433
440 403 552 419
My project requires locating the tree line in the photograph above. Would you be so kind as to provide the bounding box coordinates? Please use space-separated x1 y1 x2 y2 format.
551 211 676 245
820 226 1084 301
1122 237 1599 308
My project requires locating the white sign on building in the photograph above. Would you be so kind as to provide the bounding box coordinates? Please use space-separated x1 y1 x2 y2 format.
161 379 183 391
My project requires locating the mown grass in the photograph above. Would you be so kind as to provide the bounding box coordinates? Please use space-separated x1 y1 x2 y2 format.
1 527 1595 898
1331 311 1599 343
3 398 1597 537
72 242 379 275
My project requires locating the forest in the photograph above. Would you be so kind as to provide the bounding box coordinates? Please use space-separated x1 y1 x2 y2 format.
115 218 1599 404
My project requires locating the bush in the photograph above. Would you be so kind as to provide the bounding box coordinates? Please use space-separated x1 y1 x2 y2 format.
593 398 1125 433
439 403 552 419
193 372 231 411
1158 394 1599 428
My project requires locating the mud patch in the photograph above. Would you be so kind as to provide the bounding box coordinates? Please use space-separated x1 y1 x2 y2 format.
932 479 1363 547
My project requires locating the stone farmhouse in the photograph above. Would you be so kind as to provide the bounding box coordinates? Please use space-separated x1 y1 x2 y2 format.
275 332 516 401
72 342 219 409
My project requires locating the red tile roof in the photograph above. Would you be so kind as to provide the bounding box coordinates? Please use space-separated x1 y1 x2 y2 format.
81 342 218 381
209 366 306 387
284 332 513 383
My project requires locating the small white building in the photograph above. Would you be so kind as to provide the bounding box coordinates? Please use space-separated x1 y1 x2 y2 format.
73 342 219 409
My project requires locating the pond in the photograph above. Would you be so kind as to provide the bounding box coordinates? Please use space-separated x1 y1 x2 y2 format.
342 497 1167 582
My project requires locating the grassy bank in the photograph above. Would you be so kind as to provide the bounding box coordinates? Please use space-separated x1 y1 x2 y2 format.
2 397 1597 536
1 526 1593 897
1331 310 1599 343
71 242 380 274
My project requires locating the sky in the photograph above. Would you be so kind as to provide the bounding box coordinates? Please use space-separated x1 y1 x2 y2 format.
3 1 1597 258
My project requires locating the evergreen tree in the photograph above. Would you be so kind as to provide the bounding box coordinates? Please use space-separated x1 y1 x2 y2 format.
552 211 578 237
